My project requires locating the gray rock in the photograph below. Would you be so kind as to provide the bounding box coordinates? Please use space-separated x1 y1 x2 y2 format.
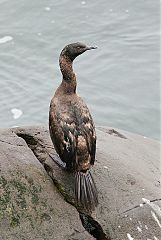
0 126 160 240
93 127 161 240
0 128 93 240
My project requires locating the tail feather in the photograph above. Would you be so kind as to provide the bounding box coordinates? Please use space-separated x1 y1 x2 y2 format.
87 171 98 204
75 172 81 202
74 170 98 211
86 172 96 206
80 172 85 203
83 173 90 208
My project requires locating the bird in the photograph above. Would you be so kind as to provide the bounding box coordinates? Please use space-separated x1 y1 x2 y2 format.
49 42 98 211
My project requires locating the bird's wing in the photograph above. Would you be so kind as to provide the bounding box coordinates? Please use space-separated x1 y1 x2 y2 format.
49 105 78 170
72 97 96 165
49 98 96 169
80 108 96 165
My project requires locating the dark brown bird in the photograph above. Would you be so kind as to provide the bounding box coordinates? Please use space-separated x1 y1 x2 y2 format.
49 42 98 211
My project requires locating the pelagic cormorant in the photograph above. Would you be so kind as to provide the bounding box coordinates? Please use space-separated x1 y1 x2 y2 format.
49 42 98 211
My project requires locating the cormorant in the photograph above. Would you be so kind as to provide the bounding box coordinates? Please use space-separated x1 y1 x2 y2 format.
49 42 98 211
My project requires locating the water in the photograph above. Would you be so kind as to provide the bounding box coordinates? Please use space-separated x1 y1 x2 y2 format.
0 0 160 140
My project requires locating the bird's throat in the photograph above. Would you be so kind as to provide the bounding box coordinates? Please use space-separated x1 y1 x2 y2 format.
59 55 77 94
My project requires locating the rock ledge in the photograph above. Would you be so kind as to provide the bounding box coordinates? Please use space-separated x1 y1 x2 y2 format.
0 126 160 240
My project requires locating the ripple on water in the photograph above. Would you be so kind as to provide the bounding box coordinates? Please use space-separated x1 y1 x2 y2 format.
0 0 159 140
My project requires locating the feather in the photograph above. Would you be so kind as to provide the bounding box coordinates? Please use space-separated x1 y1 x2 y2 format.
74 170 98 211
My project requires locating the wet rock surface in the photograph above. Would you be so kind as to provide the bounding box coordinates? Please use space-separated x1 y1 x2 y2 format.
0 126 160 240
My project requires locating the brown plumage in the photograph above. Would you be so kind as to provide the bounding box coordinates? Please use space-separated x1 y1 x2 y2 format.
49 42 98 211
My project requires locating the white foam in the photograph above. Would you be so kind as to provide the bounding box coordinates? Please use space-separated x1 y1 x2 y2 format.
140 203 143 207
145 225 148 230
11 108 23 119
142 198 161 218
127 233 134 240
0 36 13 44
151 211 161 228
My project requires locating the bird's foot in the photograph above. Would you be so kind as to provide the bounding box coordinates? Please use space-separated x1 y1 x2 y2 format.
48 153 66 169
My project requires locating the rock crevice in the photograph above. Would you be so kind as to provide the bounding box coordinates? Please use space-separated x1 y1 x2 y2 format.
14 128 110 240
0 126 160 240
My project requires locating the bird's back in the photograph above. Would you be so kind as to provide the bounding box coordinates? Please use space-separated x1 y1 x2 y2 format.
49 92 96 172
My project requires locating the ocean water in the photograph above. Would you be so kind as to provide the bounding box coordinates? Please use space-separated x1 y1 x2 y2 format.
0 0 160 140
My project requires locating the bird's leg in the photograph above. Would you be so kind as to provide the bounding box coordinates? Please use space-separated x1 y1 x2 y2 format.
48 153 66 169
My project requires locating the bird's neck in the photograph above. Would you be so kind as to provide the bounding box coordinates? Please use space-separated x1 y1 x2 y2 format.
59 55 77 94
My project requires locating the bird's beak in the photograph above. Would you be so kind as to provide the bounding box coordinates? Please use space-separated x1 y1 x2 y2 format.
86 46 97 50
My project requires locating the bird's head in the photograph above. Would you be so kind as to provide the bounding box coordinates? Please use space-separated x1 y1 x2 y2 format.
60 42 97 61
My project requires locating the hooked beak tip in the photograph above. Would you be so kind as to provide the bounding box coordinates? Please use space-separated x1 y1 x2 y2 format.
86 46 97 50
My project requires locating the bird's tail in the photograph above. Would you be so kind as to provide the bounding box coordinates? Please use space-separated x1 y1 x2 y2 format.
74 170 98 211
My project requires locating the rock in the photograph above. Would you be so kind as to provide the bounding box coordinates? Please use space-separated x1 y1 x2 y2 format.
92 127 161 240
0 126 160 240
0 128 94 240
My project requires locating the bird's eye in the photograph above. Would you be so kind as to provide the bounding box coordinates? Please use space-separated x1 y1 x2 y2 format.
77 46 81 49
